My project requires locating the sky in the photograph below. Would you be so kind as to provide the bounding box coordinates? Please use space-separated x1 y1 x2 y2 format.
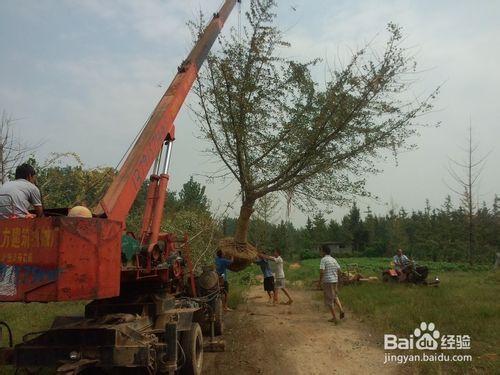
0 0 499 226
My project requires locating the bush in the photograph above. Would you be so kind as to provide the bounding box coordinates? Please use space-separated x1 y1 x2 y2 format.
162 210 221 269
300 249 319 260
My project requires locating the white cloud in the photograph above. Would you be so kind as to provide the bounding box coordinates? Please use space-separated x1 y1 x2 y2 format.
71 0 225 43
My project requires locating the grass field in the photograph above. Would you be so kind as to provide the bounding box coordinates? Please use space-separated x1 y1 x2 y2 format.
1 258 498 374
0 301 86 374
1 301 86 346
284 257 499 374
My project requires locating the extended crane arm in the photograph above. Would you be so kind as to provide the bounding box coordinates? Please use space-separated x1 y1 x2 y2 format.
94 0 238 223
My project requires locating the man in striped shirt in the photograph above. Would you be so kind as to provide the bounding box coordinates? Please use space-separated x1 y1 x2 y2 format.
319 246 345 323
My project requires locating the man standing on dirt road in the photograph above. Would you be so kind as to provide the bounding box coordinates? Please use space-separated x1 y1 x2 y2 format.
215 250 234 311
256 253 276 305
261 250 293 305
319 246 345 324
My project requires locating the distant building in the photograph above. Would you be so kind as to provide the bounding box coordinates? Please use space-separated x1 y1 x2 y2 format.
319 241 353 256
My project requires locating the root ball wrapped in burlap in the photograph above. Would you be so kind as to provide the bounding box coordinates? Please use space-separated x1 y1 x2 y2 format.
217 237 259 271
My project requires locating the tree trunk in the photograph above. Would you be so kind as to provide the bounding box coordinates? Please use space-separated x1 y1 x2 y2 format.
0 144 4 184
234 199 255 244
467 126 474 266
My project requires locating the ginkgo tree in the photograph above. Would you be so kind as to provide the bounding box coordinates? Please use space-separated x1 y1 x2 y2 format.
192 0 438 253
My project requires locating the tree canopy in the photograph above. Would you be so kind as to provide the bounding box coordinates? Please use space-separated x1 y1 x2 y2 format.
193 0 438 244
178 176 210 212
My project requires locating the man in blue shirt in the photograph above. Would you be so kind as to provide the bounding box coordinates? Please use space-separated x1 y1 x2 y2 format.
215 250 233 311
256 253 276 305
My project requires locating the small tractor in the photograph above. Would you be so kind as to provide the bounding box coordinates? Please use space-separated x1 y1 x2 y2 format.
382 260 440 286
0 1 238 374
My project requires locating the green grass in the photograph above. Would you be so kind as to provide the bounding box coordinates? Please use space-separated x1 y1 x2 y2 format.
0 301 86 374
0 301 86 346
226 266 260 308
285 258 500 374
317 257 491 275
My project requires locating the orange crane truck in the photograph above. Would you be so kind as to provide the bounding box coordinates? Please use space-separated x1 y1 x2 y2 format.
0 1 238 373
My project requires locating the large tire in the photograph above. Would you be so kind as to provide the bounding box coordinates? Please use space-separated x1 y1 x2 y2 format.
382 272 391 282
213 297 224 336
415 266 429 283
180 323 203 375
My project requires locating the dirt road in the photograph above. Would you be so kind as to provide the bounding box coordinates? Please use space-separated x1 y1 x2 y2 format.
203 286 398 375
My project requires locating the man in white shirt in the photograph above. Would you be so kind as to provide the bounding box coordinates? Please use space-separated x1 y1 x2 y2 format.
393 249 411 281
271 249 293 305
319 245 345 323
258 249 293 305
393 249 410 271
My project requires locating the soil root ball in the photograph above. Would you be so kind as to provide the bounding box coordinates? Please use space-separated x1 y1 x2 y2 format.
217 237 259 271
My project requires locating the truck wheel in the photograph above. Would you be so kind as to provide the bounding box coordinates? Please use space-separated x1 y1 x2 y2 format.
213 298 224 336
180 323 203 375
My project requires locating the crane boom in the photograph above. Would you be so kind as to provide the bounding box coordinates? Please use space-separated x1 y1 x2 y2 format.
94 0 238 222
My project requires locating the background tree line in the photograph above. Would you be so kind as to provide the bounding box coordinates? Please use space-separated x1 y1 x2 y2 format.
224 197 499 265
